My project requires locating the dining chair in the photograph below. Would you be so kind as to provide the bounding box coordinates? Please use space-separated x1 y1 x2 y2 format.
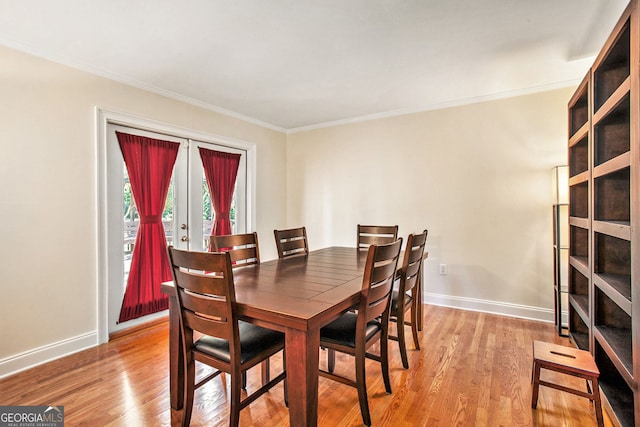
274 226 309 258
167 246 286 427
356 224 399 250
390 230 428 369
319 238 403 426
210 232 272 386
210 232 260 267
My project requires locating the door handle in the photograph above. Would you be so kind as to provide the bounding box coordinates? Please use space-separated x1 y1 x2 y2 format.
180 224 187 230
181 236 189 242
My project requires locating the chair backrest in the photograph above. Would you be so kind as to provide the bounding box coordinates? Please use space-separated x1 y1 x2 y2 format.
274 226 309 258
167 246 239 355
399 230 428 296
357 224 399 250
210 232 260 268
357 238 403 325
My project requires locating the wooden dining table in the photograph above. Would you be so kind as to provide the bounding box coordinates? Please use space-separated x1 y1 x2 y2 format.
161 246 426 426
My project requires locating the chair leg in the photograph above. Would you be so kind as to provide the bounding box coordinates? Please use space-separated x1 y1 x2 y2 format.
355 347 371 426
410 304 420 351
261 359 270 386
230 369 242 427
182 356 196 427
592 378 604 427
397 310 409 369
380 331 392 394
531 361 541 409
242 371 247 390
328 348 336 373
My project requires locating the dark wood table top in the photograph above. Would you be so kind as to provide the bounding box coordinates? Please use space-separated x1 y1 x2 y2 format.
162 246 368 331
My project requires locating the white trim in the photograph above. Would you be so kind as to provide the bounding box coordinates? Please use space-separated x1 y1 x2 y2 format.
95 108 257 344
286 79 585 134
0 332 98 379
424 292 555 323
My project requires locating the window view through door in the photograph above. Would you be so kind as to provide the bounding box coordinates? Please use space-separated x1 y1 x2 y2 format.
106 123 247 333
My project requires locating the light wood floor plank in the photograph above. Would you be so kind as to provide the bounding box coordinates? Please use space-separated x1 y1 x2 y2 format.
0 305 611 426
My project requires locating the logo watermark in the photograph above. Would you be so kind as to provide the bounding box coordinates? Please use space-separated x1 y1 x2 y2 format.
0 406 64 427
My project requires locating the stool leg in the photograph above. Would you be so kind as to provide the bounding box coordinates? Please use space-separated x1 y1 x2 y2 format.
585 378 592 395
591 378 604 427
531 361 541 409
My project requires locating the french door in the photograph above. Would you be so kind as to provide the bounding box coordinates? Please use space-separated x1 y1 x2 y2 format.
105 123 247 333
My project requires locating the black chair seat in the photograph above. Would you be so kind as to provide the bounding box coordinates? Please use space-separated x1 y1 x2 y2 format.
320 312 381 348
195 321 285 364
391 290 412 313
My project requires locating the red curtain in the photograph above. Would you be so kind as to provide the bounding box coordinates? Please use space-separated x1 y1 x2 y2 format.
199 147 241 239
117 131 180 323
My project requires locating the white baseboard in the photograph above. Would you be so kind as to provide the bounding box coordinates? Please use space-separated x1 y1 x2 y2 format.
0 331 98 379
424 292 554 323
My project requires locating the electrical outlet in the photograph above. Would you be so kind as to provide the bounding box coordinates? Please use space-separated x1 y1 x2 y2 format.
439 264 448 275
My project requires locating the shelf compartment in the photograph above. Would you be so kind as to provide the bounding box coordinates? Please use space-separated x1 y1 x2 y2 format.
594 340 635 427
594 287 632 376
594 167 630 223
569 264 589 311
594 20 630 111
569 135 589 177
594 273 632 314
569 304 590 351
569 226 589 258
569 76 589 136
594 232 631 279
594 94 630 167
570 256 589 278
569 181 589 218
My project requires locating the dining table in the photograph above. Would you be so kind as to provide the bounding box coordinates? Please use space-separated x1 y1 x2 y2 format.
161 246 427 426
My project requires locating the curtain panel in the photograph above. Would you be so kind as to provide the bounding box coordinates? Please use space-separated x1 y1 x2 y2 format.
116 131 179 323
198 147 241 240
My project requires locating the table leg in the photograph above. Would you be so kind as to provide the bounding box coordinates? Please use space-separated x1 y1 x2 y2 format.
285 327 320 427
168 295 184 410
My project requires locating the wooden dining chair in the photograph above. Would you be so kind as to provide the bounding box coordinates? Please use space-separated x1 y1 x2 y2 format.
319 238 402 426
167 247 286 427
210 232 272 386
357 224 399 250
210 232 260 267
390 230 428 369
274 226 309 258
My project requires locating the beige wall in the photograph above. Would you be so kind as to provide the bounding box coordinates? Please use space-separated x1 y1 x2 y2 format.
0 46 287 365
286 87 573 318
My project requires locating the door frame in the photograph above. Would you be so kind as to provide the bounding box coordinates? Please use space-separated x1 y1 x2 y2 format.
95 108 256 343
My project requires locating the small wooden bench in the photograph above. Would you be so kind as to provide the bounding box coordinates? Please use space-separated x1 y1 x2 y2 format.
531 340 603 427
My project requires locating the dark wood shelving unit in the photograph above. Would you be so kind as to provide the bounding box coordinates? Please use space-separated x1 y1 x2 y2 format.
567 2 639 425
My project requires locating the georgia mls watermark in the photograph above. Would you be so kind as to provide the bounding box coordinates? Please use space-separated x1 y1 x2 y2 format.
0 406 64 427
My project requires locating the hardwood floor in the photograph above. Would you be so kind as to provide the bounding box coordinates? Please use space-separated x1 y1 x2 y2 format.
0 305 610 426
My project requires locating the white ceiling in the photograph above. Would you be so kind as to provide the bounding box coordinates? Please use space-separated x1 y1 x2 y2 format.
0 0 630 131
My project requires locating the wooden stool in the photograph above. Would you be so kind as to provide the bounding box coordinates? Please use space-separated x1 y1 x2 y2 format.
531 340 603 427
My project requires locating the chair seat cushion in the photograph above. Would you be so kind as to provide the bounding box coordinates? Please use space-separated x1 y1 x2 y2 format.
391 290 412 313
194 320 284 364
320 312 381 348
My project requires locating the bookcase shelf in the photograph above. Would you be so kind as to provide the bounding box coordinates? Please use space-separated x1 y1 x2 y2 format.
567 3 638 425
595 339 635 427
594 94 630 166
594 20 630 112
